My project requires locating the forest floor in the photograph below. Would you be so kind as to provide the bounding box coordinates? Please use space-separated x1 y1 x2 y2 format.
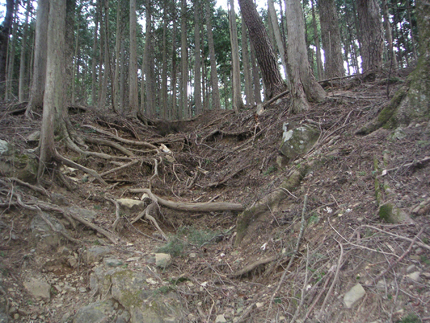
1 69 430 323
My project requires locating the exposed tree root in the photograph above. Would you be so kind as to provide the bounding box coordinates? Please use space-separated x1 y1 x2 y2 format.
4 177 49 196
228 255 277 278
100 160 139 177
83 124 158 149
55 152 107 185
84 136 135 157
128 188 244 212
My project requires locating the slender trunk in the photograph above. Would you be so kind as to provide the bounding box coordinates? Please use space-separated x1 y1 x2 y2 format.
381 0 397 70
26 0 49 114
205 1 221 110
180 0 188 119
250 42 261 103
0 0 14 85
129 0 139 115
64 0 76 106
193 0 202 115
241 19 253 105
113 0 123 112
5 0 19 101
119 39 126 110
229 0 243 111
100 0 110 110
268 0 288 82
172 4 178 118
161 1 168 118
91 0 99 106
311 0 323 80
19 0 31 102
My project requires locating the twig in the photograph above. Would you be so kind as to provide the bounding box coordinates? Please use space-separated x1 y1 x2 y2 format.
100 160 139 177
366 226 425 286
266 192 308 321
290 244 310 322
318 239 344 318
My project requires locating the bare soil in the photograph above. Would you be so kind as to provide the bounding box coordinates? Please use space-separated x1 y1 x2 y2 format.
1 70 430 323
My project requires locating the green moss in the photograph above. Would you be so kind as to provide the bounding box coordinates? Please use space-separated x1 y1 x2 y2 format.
379 203 393 222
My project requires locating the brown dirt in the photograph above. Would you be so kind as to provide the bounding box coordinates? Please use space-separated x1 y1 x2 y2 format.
1 71 430 322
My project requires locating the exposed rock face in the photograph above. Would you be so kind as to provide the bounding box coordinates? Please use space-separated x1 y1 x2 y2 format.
85 263 184 323
343 283 366 308
155 253 172 269
85 246 112 264
30 212 66 250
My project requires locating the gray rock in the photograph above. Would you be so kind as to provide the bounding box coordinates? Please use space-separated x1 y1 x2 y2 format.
155 253 172 269
0 312 8 323
23 277 51 300
0 139 11 156
279 124 320 162
86 246 112 264
343 283 366 308
27 131 40 142
406 265 417 273
30 212 66 250
378 203 414 224
215 314 227 322
407 271 421 282
104 258 123 267
117 199 145 214
65 206 97 222
73 299 116 323
116 310 131 323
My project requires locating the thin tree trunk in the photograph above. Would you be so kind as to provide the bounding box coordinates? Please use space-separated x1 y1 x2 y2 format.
129 0 139 115
268 0 288 82
205 1 221 110
91 0 99 107
310 0 323 80
180 0 188 119
100 0 110 110
241 19 253 105
0 0 14 85
172 4 178 118
113 0 123 112
193 0 202 115
250 43 261 104
64 0 76 106
381 0 397 70
19 0 31 102
161 0 168 119
5 0 19 101
26 0 49 115
229 0 243 111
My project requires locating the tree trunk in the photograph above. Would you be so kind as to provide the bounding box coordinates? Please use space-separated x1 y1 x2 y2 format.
241 19 253 105
229 0 243 111
318 0 344 78
238 0 286 100
180 0 188 118
129 0 139 115
100 0 110 110
26 0 49 115
267 0 288 82
193 0 202 115
18 0 31 102
113 0 123 112
161 1 168 118
310 0 323 80
356 0 384 71
0 0 14 85
358 0 430 134
250 43 261 104
380 0 397 70
5 0 19 101
91 0 99 107
205 1 221 110
285 0 325 113
38 0 66 180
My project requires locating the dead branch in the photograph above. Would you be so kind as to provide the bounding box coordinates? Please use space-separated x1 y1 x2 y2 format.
83 125 158 149
144 203 168 241
291 245 310 322
378 156 430 178
100 160 139 177
105 196 123 232
55 152 107 185
128 188 244 212
228 256 277 278
262 89 290 108
84 136 135 157
204 165 251 188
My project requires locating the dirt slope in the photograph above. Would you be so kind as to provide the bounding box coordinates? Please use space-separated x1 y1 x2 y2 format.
1 72 429 322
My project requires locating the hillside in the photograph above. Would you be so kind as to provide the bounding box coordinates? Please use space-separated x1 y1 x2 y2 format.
0 71 429 323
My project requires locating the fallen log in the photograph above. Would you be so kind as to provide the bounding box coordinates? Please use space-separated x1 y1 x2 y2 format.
128 188 244 212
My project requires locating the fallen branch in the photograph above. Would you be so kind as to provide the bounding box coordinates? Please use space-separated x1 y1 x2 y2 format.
262 89 290 108
228 256 277 278
378 156 430 178
128 188 244 212
100 160 139 177
204 165 251 188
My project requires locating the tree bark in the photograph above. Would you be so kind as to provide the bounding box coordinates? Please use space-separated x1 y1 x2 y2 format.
380 0 397 70
238 0 286 100
180 0 188 118
205 1 221 110
318 0 344 78
285 0 325 113
38 0 66 180
193 0 202 115
113 0 123 112
26 0 49 115
356 0 384 71
310 0 323 80
241 19 253 105
91 0 99 107
250 42 261 104
229 0 244 111
18 0 31 102
161 1 168 119
129 0 139 115
0 0 14 85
